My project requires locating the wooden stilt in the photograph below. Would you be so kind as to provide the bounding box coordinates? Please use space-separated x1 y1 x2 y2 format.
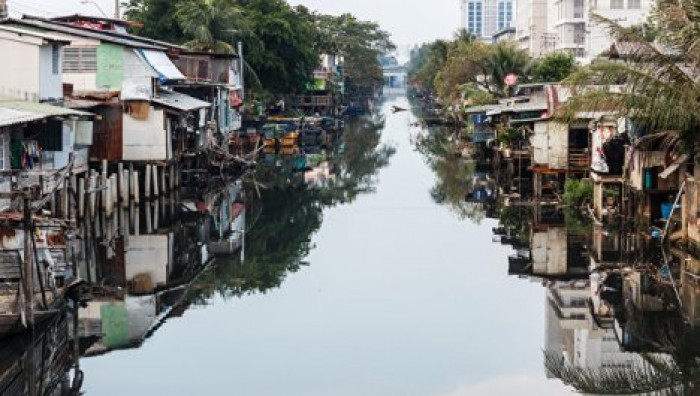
133 171 140 203
152 165 159 197
78 177 85 219
160 164 167 194
121 169 129 207
61 178 68 219
117 163 124 202
145 165 151 199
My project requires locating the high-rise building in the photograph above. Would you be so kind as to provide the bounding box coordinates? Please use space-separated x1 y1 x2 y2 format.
461 0 515 41
515 0 653 62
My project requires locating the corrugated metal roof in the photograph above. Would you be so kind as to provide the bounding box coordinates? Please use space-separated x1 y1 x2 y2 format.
0 107 47 127
0 25 71 44
4 18 164 50
0 100 93 117
152 91 211 112
140 49 186 81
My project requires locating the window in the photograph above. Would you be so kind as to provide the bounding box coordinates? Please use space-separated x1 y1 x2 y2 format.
51 44 60 75
628 0 641 8
467 1 483 36
63 47 97 73
497 1 513 30
611 0 624 9
574 0 584 18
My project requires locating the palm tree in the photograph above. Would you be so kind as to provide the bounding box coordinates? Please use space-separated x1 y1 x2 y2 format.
483 43 531 97
557 5 700 154
175 0 246 53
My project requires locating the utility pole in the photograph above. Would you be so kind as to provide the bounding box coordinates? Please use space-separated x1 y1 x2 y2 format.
115 0 120 19
0 0 8 20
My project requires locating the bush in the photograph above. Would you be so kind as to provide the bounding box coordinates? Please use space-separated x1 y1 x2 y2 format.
563 179 593 207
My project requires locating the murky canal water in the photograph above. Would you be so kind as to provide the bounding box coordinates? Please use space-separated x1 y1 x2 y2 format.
77 94 574 395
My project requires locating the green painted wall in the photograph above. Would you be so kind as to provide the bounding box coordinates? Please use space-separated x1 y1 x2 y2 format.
101 303 129 348
96 43 124 90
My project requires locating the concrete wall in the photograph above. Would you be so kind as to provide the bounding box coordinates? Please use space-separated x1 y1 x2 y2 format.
123 48 156 100
532 227 568 275
125 235 169 288
533 121 569 169
122 104 167 161
0 39 40 101
38 44 63 101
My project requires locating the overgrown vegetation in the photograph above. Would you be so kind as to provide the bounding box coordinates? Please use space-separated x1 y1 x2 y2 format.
124 0 393 97
563 179 593 207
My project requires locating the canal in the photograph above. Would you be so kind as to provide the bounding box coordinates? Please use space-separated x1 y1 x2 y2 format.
76 94 574 395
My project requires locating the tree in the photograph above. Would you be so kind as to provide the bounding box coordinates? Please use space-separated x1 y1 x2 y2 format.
483 43 531 97
175 0 246 53
558 6 700 154
236 0 319 95
310 13 395 96
123 0 183 43
531 52 578 83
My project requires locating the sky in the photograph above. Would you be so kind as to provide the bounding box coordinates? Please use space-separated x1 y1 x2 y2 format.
7 0 458 47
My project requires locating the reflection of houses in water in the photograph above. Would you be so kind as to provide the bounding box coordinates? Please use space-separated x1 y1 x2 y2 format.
78 182 246 356
545 279 649 376
0 313 81 395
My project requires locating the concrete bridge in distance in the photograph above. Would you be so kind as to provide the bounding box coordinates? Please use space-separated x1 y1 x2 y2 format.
383 64 407 95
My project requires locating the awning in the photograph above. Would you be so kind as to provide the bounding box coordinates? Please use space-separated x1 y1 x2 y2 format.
152 90 211 112
659 154 689 179
140 49 186 81
0 100 93 127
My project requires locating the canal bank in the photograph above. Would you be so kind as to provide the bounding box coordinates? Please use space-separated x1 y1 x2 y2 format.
80 95 573 395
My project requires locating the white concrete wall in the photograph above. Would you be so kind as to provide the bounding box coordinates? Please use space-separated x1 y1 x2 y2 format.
38 44 63 101
122 106 168 161
123 49 156 100
0 39 40 101
125 235 169 287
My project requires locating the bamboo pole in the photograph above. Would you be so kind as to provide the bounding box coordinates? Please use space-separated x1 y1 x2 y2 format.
121 169 129 207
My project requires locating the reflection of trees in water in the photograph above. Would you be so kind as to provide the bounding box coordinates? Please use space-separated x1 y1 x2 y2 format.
415 127 486 223
189 114 395 301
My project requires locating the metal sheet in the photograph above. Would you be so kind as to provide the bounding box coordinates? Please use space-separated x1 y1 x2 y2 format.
140 49 185 81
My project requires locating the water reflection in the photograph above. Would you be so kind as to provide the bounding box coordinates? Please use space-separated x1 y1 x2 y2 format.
0 110 396 395
409 97 700 394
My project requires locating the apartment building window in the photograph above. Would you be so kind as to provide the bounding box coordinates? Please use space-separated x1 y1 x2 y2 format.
574 24 586 44
497 1 514 30
611 0 624 9
63 47 98 73
468 1 483 36
628 0 641 8
574 0 584 18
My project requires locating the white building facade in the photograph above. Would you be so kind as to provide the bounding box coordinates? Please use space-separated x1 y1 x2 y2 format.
461 0 515 41
513 0 652 62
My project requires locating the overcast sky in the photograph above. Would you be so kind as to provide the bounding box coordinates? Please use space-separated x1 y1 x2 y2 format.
7 0 458 47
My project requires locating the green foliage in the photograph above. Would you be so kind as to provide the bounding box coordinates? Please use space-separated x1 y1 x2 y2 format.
558 5 700 155
483 43 531 97
308 13 394 95
237 0 318 94
124 0 183 43
126 0 391 96
175 0 245 53
563 179 593 207
496 127 524 148
531 52 578 83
